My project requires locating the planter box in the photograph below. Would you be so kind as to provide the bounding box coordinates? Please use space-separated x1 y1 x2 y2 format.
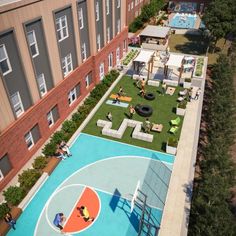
166 143 177 155
0 207 22 235
43 157 61 175
176 107 186 116
183 81 191 89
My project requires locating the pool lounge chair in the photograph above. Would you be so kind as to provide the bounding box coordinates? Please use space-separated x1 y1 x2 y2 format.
170 117 181 126
169 126 179 134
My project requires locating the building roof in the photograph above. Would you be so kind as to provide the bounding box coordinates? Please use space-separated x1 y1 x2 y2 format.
133 50 154 63
166 54 184 68
139 25 170 38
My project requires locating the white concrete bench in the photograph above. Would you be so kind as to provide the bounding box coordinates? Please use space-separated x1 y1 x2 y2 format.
97 119 153 142
163 79 179 87
148 80 160 87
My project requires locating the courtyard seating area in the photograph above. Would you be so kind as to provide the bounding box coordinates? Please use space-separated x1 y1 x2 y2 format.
83 75 184 152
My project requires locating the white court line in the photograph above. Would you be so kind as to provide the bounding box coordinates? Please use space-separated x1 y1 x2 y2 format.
81 132 175 160
35 155 168 235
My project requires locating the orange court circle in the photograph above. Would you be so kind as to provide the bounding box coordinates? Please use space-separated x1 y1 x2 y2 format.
62 186 100 233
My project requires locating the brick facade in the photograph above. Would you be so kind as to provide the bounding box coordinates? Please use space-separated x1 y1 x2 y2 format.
0 28 128 190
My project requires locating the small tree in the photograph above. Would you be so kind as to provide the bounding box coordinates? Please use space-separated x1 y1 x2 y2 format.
0 203 10 219
3 186 25 206
32 156 48 171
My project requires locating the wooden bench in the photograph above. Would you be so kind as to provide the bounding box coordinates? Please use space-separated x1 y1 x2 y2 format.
0 207 22 236
43 157 61 175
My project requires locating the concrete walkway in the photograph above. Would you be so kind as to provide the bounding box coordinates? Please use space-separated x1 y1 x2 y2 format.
159 86 204 236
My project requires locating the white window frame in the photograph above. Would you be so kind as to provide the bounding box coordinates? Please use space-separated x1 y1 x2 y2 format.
117 0 120 8
108 53 113 70
116 47 120 64
78 8 84 29
81 43 87 62
106 0 110 15
128 4 130 11
117 19 121 34
131 1 134 9
47 110 54 127
56 15 69 42
97 34 101 51
68 87 77 105
85 75 90 88
37 73 47 97
0 44 12 76
62 53 73 77
27 30 39 58
95 1 100 21
107 27 110 43
123 40 127 53
10 91 24 117
25 131 34 150
99 62 105 80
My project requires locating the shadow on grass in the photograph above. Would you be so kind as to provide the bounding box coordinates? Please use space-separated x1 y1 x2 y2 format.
161 142 166 152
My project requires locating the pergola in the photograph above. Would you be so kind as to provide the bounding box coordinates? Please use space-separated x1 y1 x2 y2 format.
133 50 155 79
164 54 184 79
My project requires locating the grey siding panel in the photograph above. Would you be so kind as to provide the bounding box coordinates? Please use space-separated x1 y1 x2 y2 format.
31 124 41 143
94 0 104 48
106 0 113 40
0 31 32 113
0 154 12 176
77 0 91 58
52 105 59 122
76 83 81 97
115 1 121 35
55 7 78 71
25 19 54 94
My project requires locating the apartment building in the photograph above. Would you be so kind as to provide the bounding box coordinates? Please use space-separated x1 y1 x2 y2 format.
0 0 128 190
126 0 150 25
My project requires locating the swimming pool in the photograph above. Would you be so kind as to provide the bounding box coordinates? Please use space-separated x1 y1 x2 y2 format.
8 133 174 236
169 13 197 29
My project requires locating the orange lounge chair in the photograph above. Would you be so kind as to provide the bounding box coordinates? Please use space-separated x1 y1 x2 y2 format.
110 94 132 102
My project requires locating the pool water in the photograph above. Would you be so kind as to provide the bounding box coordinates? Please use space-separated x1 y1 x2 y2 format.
170 13 197 29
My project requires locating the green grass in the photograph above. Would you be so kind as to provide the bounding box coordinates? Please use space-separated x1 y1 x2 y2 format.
82 76 184 152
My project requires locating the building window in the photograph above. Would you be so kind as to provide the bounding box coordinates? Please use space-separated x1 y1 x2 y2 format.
0 44 12 76
78 8 84 29
99 62 104 80
85 74 92 88
37 73 47 97
62 53 73 76
56 15 69 42
0 154 12 181
108 52 113 70
117 0 120 8
97 34 101 51
27 30 39 58
10 92 24 117
123 40 127 53
135 0 138 6
95 1 99 21
25 131 34 149
131 1 134 9
68 87 77 105
81 43 87 62
116 47 120 64
117 19 121 34
128 4 130 11
107 27 110 43
47 110 54 127
106 0 109 15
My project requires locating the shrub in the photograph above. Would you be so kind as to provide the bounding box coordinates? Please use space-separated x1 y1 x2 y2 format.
71 112 83 126
83 97 97 108
32 156 48 171
62 120 77 137
51 130 68 144
185 78 191 83
168 137 178 147
3 186 25 206
178 100 187 109
18 169 41 192
42 141 57 157
0 203 10 219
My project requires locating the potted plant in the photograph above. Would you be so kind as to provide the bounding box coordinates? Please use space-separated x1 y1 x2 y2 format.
183 78 192 88
166 137 178 155
176 100 187 116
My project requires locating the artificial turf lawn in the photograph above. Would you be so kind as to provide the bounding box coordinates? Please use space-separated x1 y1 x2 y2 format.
82 75 184 152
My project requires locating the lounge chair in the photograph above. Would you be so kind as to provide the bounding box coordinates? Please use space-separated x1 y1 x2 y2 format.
170 117 181 126
179 89 187 96
169 126 179 134
177 96 185 102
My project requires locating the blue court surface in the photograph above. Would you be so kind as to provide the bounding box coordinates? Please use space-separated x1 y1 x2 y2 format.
7 133 174 236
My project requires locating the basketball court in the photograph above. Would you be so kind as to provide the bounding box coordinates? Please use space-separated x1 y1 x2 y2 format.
8 133 174 236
